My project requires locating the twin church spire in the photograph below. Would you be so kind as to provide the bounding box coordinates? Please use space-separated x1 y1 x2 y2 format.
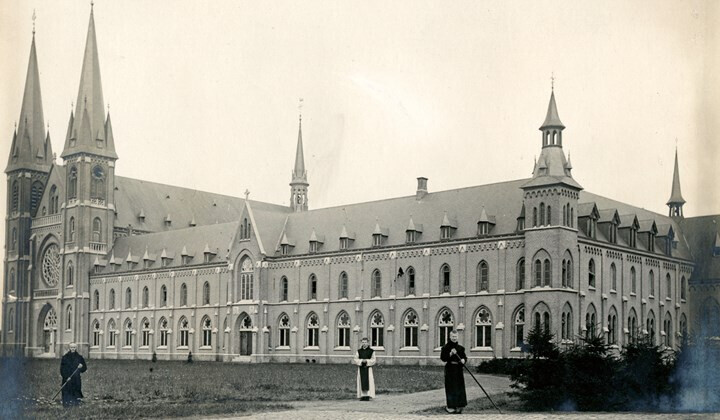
61 6 117 160
5 29 52 173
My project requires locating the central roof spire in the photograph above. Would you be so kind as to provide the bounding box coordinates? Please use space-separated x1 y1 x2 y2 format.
290 100 309 212
667 147 685 218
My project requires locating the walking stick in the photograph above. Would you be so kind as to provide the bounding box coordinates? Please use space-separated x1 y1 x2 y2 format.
52 366 81 401
454 353 502 414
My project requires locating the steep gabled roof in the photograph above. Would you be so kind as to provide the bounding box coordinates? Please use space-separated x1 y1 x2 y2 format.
113 176 288 233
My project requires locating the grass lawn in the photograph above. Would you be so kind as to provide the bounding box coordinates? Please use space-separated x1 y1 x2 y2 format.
1 358 446 419
418 393 521 415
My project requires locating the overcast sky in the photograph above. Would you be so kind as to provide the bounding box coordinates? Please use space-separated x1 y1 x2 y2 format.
1 1 719 308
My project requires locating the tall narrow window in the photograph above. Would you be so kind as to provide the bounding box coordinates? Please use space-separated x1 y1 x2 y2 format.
11 180 18 212
281 277 288 301
588 259 596 288
608 313 617 344
142 319 151 347
403 310 419 348
339 272 348 299
160 285 167 307
92 321 101 347
93 290 100 310
202 317 212 347
159 318 169 347
31 181 43 216
278 314 290 347
124 319 133 347
475 308 492 348
125 288 132 309
438 310 454 347
203 282 210 305
108 319 117 347
142 286 149 308
539 203 545 226
11 228 17 251
477 261 489 292
309 274 317 300
337 312 351 347
514 307 525 348
533 207 538 227
610 263 617 291
109 289 115 310
66 305 73 331
517 259 525 290
180 283 188 306
49 185 59 214
68 167 78 199
371 270 382 298
370 311 384 348
179 318 189 347
534 259 542 287
631 267 637 294
546 205 552 225
681 276 686 300
9 269 15 292
407 267 416 295
306 313 319 347
441 264 451 294
666 274 672 299
649 270 655 296
67 262 74 287
543 259 551 286
239 258 254 300
92 218 102 242
68 217 76 242
91 165 106 200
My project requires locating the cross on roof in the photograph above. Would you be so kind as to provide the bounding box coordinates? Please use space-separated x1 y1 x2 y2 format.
244 189 250 200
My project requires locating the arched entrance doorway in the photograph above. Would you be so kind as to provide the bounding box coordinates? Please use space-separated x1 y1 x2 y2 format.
236 313 253 356
37 305 58 355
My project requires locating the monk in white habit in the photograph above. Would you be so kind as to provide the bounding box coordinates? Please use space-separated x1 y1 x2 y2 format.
353 337 376 400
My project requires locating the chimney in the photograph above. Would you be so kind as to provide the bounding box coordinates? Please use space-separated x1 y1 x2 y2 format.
416 177 428 200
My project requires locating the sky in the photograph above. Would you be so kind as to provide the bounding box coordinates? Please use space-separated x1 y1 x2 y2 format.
1 1 719 315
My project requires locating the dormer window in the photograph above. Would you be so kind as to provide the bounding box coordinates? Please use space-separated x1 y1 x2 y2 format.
373 233 383 247
94 265 102 274
629 227 637 248
309 241 319 253
162 258 171 267
648 232 655 252
441 226 452 240
182 255 191 265
588 217 597 239
204 253 212 263
281 244 290 255
406 230 417 244
517 218 525 232
340 238 349 250
478 222 490 236
609 222 617 244
143 260 151 269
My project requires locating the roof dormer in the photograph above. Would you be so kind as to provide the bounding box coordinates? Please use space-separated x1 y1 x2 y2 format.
477 207 496 237
372 220 389 247
406 217 423 244
339 225 355 251
309 229 325 254
440 211 457 240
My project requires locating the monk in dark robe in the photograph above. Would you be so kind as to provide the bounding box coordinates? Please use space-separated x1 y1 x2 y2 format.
60 342 87 407
440 330 467 414
353 337 376 400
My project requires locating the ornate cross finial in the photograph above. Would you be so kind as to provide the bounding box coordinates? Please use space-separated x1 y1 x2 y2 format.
244 189 250 200
298 98 304 121
551 72 555 91
32 9 36 35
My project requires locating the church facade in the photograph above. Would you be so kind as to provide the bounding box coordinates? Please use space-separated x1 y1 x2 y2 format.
3 9 719 364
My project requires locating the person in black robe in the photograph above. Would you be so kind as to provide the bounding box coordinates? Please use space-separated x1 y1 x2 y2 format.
440 330 467 414
60 342 87 407
353 337 376 400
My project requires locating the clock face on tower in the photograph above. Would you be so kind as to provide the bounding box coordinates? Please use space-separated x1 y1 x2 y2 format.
93 165 105 179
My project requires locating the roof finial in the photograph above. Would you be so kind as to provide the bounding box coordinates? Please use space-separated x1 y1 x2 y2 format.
91 0 94 12
32 9 36 36
244 189 250 200
298 97 304 122
551 72 555 92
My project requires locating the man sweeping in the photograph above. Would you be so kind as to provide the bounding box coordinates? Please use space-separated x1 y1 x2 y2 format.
353 337 376 400
59 342 87 407
440 330 467 414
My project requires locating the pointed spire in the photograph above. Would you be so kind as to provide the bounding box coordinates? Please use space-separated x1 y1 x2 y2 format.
540 91 565 130
7 26 50 173
293 115 306 180
667 148 686 218
61 5 117 159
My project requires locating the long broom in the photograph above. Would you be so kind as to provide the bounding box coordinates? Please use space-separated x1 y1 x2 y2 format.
453 353 502 414
52 366 81 401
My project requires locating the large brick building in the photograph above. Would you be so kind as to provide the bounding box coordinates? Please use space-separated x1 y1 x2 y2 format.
3 8 719 364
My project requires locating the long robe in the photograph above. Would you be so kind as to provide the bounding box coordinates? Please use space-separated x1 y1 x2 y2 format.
440 340 467 409
353 346 376 399
60 350 87 406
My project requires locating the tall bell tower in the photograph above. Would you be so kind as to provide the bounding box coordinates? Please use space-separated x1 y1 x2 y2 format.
3 20 53 356
290 115 309 212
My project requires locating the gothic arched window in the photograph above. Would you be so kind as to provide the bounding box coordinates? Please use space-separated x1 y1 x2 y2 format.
339 272 349 299
239 257 254 300
437 309 454 347
280 277 288 302
370 311 384 348
68 167 78 199
92 218 102 242
371 270 382 298
475 307 492 348
306 313 319 347
180 283 188 306
90 165 106 200
477 261 489 292
440 264 451 294
11 180 19 212
203 282 210 305
278 314 290 347
337 311 351 347
49 185 59 214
